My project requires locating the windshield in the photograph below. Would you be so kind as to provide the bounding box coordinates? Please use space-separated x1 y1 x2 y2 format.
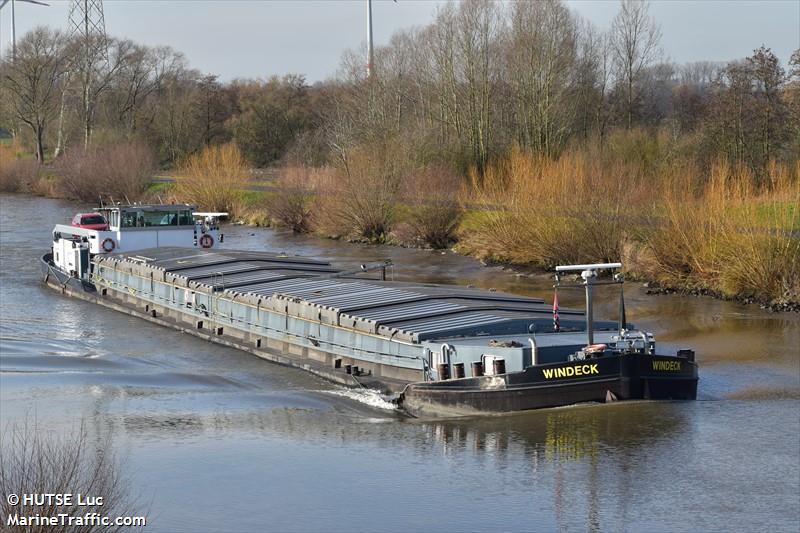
81 215 106 225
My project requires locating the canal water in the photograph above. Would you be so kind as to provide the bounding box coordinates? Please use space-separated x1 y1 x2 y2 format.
1 194 798 532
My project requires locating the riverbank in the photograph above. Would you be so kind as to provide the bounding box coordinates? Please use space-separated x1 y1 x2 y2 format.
3 140 798 310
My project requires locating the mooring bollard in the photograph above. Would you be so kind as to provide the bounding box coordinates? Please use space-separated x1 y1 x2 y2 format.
471 361 484 377
436 363 450 380
453 362 465 379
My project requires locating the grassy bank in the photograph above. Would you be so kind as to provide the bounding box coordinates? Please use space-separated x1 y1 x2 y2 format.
3 139 797 308
243 139 799 308
458 147 799 308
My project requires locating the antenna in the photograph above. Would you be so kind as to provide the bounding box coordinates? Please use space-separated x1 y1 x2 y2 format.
0 0 50 61
555 263 623 346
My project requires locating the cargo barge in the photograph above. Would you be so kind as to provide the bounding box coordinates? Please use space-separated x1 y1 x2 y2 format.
42 203 698 417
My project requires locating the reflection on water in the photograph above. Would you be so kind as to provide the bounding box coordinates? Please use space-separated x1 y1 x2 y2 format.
1 194 799 532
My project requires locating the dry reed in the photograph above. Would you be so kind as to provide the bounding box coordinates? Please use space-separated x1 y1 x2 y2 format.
644 159 799 302
463 145 647 267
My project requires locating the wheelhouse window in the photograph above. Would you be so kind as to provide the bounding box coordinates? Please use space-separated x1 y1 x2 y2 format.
119 209 192 227
121 211 140 228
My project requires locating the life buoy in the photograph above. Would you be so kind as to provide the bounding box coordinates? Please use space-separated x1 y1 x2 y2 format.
199 234 214 249
101 237 116 252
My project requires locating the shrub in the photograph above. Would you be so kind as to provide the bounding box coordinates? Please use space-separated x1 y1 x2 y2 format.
267 165 327 233
315 145 403 242
396 164 463 248
0 158 40 193
0 419 140 533
56 142 155 202
173 143 248 216
0 140 40 193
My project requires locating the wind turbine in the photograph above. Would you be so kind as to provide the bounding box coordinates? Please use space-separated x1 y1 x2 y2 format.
0 0 50 61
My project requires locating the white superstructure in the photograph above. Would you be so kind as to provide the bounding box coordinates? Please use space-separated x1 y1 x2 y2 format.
51 203 225 278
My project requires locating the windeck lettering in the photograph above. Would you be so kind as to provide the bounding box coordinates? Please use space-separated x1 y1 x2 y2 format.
542 364 599 379
652 360 682 371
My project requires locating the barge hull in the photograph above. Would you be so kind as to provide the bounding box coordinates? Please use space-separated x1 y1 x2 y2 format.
41 254 374 390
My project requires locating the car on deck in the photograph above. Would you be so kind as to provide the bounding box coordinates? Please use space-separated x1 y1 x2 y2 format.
71 212 109 231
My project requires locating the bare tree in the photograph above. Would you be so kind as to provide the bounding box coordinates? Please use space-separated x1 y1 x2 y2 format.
2 27 70 162
506 0 577 156
455 0 499 171
76 36 129 148
610 0 661 128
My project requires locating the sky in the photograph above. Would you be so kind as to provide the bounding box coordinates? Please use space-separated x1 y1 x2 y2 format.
0 0 798 82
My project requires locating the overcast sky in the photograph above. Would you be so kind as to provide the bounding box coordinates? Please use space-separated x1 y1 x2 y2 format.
1 0 798 82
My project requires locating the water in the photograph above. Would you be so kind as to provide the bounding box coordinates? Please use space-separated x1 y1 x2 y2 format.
1 194 798 532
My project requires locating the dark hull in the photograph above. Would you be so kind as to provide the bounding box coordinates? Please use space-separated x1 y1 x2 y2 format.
398 354 698 418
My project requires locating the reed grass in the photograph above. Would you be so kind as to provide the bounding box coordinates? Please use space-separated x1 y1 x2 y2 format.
460 137 799 304
644 159 800 303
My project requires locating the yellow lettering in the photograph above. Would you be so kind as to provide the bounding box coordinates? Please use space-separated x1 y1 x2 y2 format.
543 363 601 380
652 360 682 372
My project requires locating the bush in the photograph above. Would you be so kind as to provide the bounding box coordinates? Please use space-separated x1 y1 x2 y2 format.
173 143 248 216
56 142 155 202
315 145 403 242
0 419 140 533
395 164 463 248
0 140 40 193
267 165 326 232
0 158 40 193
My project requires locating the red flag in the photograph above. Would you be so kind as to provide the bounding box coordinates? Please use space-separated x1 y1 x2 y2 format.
553 289 560 332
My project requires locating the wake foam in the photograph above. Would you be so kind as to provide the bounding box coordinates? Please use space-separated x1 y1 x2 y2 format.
320 388 398 411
